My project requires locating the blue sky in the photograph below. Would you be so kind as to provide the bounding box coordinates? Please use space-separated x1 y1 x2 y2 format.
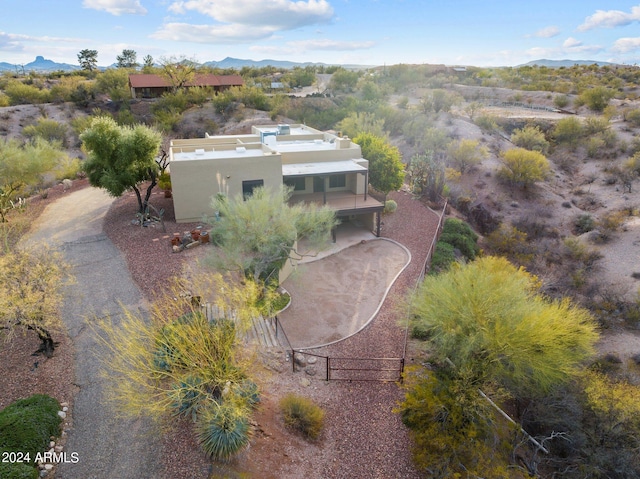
2 0 640 67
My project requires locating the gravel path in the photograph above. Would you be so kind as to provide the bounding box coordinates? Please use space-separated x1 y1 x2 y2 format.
22 187 162 479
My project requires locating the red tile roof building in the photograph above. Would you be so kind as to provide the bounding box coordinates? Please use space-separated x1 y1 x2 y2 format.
128 74 244 98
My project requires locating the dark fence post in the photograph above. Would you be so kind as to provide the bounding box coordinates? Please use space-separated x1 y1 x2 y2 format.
326 357 330 381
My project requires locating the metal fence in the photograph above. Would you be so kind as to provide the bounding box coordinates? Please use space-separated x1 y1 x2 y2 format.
290 350 404 382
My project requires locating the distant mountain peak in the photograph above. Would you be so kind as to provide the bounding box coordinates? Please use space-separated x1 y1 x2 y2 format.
518 58 618 68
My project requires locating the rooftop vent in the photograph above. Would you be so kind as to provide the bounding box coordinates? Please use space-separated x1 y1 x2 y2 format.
277 124 291 135
236 146 246 153
195 148 205 156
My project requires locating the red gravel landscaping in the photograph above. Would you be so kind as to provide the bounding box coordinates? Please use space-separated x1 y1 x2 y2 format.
103 185 443 479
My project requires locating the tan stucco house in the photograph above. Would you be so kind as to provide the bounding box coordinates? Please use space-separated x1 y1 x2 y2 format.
169 124 384 235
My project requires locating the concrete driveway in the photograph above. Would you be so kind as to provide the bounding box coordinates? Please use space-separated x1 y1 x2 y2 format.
23 187 161 479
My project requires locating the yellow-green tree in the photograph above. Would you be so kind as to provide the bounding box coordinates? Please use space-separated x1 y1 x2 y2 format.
0 138 67 222
447 138 489 173
0 248 70 357
402 256 598 475
510 125 549 154
95 273 272 460
498 147 550 189
353 132 405 198
577 371 640 475
409 256 598 397
400 370 523 478
209 186 337 281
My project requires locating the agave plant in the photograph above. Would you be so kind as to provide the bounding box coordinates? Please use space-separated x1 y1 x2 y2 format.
168 375 208 422
195 401 251 461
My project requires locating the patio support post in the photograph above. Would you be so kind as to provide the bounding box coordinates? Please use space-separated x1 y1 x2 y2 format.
322 176 327 205
364 171 369 201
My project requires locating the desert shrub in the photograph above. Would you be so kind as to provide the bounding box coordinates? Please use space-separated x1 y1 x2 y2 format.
152 108 182 133
49 77 88 103
498 147 550 188
115 108 136 127
195 402 251 461
510 125 550 154
563 237 602 267
0 93 10 107
583 116 610 136
235 86 270 111
70 115 93 136
552 117 583 149
94 68 130 103
586 136 605 158
53 157 82 181
0 394 61 466
624 108 640 128
485 223 534 265
0 462 38 479
4 81 50 105
383 199 397 213
280 394 325 440
447 138 489 173
579 86 615 112
429 241 456 274
574 214 595 234
513 215 557 240
22 118 68 147
553 94 570 109
598 210 627 234
474 114 498 132
152 90 191 115
437 218 479 261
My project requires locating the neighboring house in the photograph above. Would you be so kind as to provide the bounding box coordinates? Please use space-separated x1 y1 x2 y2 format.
169 124 384 236
128 73 244 99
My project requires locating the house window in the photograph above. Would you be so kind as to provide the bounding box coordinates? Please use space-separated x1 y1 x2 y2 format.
242 179 264 198
284 177 306 191
329 174 346 188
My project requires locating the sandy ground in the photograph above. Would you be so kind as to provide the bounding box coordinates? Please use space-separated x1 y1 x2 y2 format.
278 238 410 348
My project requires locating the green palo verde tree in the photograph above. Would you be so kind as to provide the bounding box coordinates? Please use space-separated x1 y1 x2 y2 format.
208 186 338 282
353 132 405 200
80 116 163 215
401 256 598 476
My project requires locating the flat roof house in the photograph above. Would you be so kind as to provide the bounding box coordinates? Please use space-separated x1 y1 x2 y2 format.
169 124 384 235
128 73 244 99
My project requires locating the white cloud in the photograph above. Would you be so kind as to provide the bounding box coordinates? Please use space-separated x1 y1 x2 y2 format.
250 38 374 57
578 5 640 31
167 0 333 29
563 37 582 48
295 39 374 51
82 0 147 15
612 37 640 53
151 22 276 43
155 1 334 44
0 31 82 52
532 26 560 38
525 40 603 59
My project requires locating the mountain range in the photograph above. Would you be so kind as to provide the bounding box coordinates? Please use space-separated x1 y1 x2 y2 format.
0 56 371 72
0 56 621 73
